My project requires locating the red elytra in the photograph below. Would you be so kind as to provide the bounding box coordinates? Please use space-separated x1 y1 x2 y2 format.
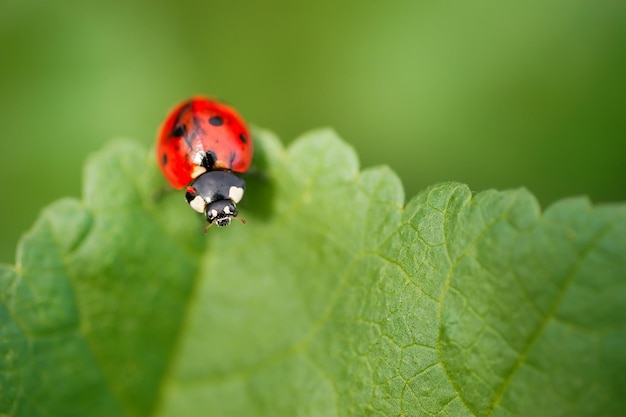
156 97 253 189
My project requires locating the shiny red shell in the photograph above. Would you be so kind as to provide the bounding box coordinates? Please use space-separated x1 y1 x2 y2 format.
156 97 253 189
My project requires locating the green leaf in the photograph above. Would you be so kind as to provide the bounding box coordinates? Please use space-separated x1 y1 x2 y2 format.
1 129 625 417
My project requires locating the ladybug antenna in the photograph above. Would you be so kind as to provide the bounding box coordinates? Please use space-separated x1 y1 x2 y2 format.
203 223 214 234
234 217 247 225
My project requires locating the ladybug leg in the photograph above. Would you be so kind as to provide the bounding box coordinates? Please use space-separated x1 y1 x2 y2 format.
152 184 173 203
242 167 268 181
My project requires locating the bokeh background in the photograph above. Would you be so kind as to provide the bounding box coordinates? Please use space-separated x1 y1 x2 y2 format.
1 0 625 263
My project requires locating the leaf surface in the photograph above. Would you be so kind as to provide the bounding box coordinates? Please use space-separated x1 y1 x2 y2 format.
1 129 625 416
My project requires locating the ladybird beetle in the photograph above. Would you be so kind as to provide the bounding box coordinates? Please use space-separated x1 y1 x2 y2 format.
156 97 253 228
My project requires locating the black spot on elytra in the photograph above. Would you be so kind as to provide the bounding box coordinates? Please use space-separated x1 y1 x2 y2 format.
209 116 224 126
162 153 168 166
171 125 186 137
239 133 247 143
201 151 217 170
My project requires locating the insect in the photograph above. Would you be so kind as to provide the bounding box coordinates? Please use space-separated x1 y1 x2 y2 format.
156 97 253 228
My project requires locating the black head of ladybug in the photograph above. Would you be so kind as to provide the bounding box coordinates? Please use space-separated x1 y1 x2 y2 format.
185 170 246 228
204 200 239 227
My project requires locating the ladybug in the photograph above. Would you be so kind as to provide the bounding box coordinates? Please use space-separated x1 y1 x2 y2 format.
156 97 253 228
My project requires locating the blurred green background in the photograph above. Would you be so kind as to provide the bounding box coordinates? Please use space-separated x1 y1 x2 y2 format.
1 0 625 263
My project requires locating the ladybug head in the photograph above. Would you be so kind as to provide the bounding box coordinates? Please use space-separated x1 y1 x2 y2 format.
204 199 241 227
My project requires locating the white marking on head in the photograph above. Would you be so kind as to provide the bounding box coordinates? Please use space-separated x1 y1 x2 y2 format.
188 196 206 213
229 186 244 203
210 209 218 218
224 205 232 214
191 165 207 179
